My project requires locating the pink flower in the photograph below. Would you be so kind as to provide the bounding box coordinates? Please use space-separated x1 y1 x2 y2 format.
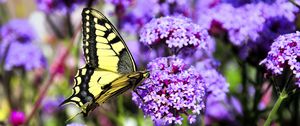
9 111 26 126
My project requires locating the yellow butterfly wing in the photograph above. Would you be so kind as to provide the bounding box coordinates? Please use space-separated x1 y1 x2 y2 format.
62 8 149 116
61 65 122 115
81 8 136 73
96 71 149 104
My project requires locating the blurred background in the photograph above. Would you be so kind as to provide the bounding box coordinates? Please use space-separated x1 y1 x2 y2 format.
0 0 300 126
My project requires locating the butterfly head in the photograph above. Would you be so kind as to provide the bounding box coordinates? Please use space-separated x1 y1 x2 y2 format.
142 71 150 78
131 71 150 89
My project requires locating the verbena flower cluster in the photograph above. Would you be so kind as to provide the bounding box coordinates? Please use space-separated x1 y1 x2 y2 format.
204 69 229 99
132 56 206 125
197 0 298 46
260 31 300 87
140 16 209 50
36 0 96 13
0 19 46 71
196 60 229 100
194 59 237 124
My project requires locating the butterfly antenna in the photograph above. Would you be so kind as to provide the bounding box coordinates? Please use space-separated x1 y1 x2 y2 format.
145 44 153 52
136 87 146 90
134 78 155 104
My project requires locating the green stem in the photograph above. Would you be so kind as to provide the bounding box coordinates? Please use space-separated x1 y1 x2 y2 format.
263 89 288 126
0 3 9 26
241 62 249 125
117 96 125 126
201 115 205 126
2 71 14 109
136 110 144 126
66 11 74 38
252 67 263 117
292 94 299 125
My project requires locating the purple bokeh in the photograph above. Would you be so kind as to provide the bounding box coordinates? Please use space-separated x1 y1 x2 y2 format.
0 19 47 71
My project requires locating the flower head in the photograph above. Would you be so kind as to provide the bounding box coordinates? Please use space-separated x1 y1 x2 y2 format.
119 0 192 34
1 19 35 42
132 56 206 125
196 1 298 65
196 59 229 100
140 16 209 53
179 36 216 65
260 31 300 87
205 95 242 125
0 19 46 71
193 58 233 124
197 1 298 46
9 111 26 126
42 96 65 114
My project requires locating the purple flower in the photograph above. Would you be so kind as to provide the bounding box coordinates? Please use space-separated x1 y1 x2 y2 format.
126 41 158 68
119 0 192 34
153 0 192 16
105 0 133 8
1 20 35 42
192 58 233 124
241 16 296 64
132 56 206 125
36 0 62 13
118 0 156 34
36 0 95 13
0 0 6 3
140 16 210 55
205 95 242 126
9 111 26 126
42 96 65 114
197 1 298 46
196 1 298 65
222 0 276 7
195 59 229 100
260 31 300 87
0 19 46 71
179 36 216 65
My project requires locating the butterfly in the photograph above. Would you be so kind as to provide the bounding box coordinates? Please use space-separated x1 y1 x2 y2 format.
61 8 149 116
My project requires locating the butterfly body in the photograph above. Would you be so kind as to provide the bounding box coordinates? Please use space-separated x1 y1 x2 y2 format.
61 8 149 116
96 71 149 104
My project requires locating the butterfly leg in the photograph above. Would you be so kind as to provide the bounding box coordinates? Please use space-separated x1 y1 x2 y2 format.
136 87 146 90
133 90 145 103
